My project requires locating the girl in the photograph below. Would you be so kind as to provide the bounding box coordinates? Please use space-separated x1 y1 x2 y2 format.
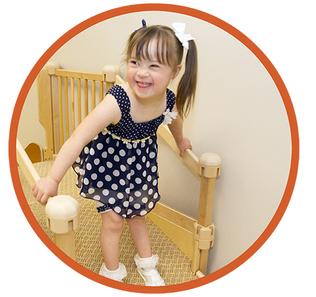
32 21 197 286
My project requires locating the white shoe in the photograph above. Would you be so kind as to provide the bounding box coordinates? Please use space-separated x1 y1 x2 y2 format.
134 254 165 286
99 262 127 282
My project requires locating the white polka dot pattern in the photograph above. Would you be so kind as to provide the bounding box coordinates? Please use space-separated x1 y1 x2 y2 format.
72 85 176 218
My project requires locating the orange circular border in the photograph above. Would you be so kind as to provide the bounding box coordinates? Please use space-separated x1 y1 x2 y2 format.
9 3 299 294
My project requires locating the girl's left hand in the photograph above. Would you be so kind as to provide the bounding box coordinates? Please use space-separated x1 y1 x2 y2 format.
177 137 192 157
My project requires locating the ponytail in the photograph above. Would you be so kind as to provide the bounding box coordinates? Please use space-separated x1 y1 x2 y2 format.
176 40 198 118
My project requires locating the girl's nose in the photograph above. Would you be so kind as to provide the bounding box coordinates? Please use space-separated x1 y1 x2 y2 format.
137 66 149 77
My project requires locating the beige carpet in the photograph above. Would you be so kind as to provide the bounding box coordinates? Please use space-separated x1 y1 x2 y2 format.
19 160 197 285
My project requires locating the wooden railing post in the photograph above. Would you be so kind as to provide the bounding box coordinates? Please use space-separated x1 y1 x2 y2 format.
45 195 79 259
37 62 60 159
102 65 119 91
16 139 79 259
196 152 221 274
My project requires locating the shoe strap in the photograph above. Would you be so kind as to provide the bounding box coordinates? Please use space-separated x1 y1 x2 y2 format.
134 254 159 269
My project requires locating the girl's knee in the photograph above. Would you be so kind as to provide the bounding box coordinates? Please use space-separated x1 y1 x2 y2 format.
127 215 145 227
101 211 124 232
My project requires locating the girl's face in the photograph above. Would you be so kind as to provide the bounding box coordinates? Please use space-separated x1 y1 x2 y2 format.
126 40 180 102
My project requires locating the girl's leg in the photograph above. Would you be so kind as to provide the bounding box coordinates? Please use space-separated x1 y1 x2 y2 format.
127 215 165 286
127 216 152 257
100 210 124 270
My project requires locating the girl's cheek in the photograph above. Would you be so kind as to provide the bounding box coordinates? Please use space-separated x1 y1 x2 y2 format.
126 73 132 84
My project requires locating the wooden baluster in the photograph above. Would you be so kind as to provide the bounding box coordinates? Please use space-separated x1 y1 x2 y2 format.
105 81 112 93
84 79 88 118
77 78 81 125
91 80 96 109
71 77 75 133
64 77 69 139
57 76 64 146
37 65 54 160
100 81 104 102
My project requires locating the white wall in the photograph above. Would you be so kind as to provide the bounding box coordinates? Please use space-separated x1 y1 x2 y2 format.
18 11 292 274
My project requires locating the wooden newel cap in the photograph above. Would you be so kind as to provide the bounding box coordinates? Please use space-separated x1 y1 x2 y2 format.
45 61 61 75
199 153 222 178
45 195 79 234
102 65 119 82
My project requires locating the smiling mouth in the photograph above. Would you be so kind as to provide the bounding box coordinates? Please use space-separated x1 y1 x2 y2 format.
136 81 152 88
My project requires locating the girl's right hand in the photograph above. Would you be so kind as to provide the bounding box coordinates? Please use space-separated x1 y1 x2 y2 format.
31 177 58 205
176 137 193 157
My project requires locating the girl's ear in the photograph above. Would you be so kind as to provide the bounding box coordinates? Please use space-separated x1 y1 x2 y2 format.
172 64 182 79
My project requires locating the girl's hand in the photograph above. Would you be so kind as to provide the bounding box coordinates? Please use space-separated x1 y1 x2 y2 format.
31 177 58 205
176 137 193 157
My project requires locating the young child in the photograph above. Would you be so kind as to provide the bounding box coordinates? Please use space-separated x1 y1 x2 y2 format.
32 21 197 286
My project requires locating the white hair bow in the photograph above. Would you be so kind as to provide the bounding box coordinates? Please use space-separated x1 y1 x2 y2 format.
171 22 194 50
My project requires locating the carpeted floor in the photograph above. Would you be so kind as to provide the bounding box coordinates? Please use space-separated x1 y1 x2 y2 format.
19 160 197 285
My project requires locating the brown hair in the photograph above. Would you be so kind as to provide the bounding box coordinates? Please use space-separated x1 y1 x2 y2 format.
125 24 198 118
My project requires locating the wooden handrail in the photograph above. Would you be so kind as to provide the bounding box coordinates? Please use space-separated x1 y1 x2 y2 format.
16 140 40 185
16 139 79 259
157 125 201 177
54 68 105 81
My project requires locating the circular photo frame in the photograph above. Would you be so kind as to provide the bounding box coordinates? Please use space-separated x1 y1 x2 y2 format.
9 4 299 294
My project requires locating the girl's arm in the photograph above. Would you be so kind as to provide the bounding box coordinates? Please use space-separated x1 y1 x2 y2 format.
32 94 121 204
168 106 192 157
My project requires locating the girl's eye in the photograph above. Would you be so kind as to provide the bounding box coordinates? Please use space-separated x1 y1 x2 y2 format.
150 64 160 68
129 59 137 65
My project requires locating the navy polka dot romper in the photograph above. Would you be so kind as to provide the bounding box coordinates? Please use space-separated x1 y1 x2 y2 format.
72 85 176 218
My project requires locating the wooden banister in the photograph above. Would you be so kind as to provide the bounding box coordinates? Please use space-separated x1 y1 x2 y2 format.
34 64 222 274
55 69 104 81
16 140 40 185
16 139 79 259
157 125 222 274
